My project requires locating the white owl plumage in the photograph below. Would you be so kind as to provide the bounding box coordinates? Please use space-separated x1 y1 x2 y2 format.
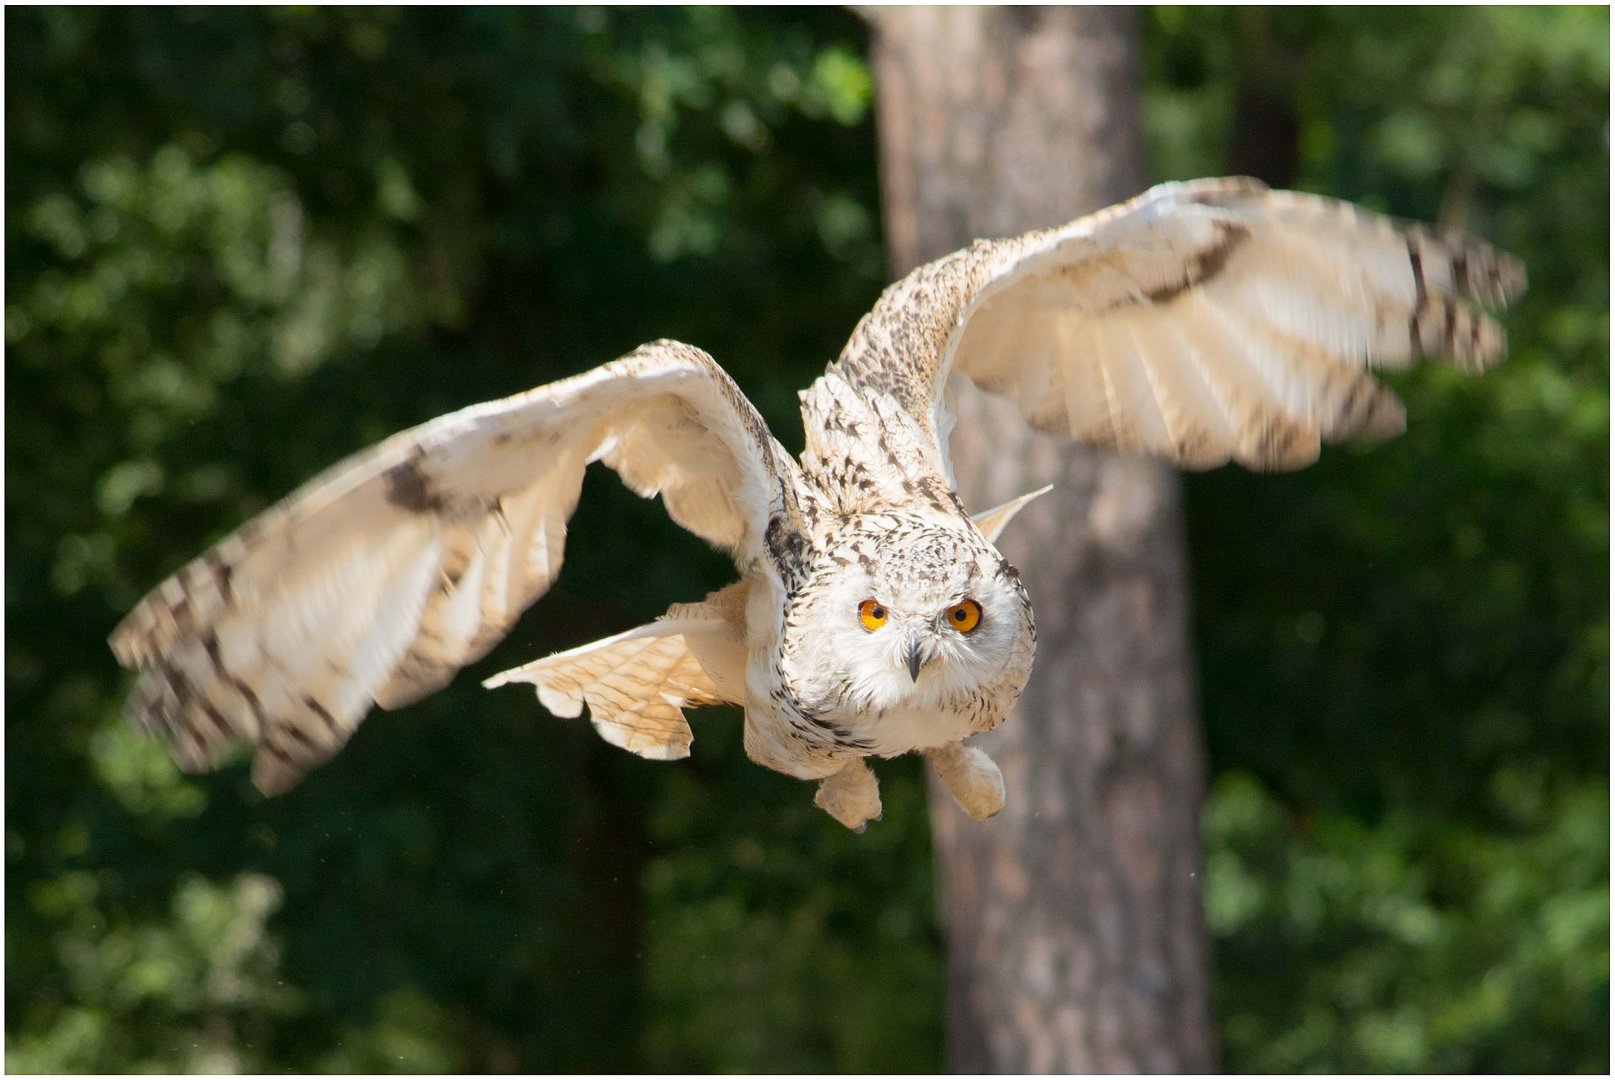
110 177 1525 829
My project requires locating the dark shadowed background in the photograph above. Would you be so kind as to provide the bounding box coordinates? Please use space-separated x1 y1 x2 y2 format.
6 7 1608 1072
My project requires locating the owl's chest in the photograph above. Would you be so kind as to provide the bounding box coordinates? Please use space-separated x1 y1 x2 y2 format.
846 700 985 757
774 660 1004 759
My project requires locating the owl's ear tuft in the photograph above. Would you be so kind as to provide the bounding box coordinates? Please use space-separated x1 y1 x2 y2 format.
971 486 1053 543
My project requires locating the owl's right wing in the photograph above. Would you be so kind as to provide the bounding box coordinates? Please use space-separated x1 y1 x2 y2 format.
829 177 1526 472
109 340 794 795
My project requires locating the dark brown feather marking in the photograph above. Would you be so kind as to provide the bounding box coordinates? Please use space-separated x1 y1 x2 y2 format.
1408 237 1427 306
197 696 232 738
208 552 234 604
202 629 224 670
1451 248 1470 296
303 694 340 736
1136 221 1252 306
384 455 448 514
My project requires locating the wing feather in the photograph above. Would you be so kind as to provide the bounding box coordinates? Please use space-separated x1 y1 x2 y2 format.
483 583 751 762
1129 315 1241 468
819 176 1523 475
110 340 794 793
1055 315 1115 443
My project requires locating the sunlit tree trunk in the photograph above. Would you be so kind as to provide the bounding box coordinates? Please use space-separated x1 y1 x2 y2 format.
870 8 1217 1072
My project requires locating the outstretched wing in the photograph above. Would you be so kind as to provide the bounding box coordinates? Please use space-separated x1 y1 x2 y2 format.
109 340 794 794
826 176 1526 471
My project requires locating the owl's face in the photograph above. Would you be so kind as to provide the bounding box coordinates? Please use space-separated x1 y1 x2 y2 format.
783 515 1035 733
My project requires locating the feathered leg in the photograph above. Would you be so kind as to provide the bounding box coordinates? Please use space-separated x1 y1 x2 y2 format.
927 741 1005 820
813 757 882 831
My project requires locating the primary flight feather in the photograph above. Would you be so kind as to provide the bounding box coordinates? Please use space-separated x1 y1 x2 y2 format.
110 177 1525 828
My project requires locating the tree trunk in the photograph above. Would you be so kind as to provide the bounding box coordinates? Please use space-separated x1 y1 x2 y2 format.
870 8 1217 1073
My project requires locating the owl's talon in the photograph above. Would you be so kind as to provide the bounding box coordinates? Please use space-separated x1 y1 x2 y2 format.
814 758 882 831
927 741 1005 821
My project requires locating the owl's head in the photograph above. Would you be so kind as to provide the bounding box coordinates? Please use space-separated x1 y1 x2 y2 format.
785 514 1035 722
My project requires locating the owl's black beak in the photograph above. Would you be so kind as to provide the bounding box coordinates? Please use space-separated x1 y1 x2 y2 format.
905 633 926 682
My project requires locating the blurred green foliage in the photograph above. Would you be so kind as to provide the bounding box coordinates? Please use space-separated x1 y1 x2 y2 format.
6 7 1607 1072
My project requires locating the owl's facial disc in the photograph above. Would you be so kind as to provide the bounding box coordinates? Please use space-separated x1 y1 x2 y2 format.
790 515 1034 719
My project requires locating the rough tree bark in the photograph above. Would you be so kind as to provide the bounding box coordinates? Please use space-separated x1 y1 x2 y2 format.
869 8 1217 1073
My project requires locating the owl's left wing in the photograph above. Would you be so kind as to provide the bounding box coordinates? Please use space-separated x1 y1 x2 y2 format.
830 177 1526 471
110 340 794 795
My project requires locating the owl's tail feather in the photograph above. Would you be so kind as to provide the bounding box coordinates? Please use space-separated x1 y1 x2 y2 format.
484 583 748 761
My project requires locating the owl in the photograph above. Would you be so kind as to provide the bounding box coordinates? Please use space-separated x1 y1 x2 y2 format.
110 177 1525 830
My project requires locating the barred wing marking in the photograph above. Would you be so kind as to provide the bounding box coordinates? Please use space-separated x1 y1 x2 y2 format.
109 341 787 794
829 177 1525 472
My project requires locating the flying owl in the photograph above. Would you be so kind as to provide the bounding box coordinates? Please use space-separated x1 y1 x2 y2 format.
110 177 1525 830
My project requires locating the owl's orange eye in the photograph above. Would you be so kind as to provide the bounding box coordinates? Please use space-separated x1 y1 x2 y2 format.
946 598 982 633
858 599 888 631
